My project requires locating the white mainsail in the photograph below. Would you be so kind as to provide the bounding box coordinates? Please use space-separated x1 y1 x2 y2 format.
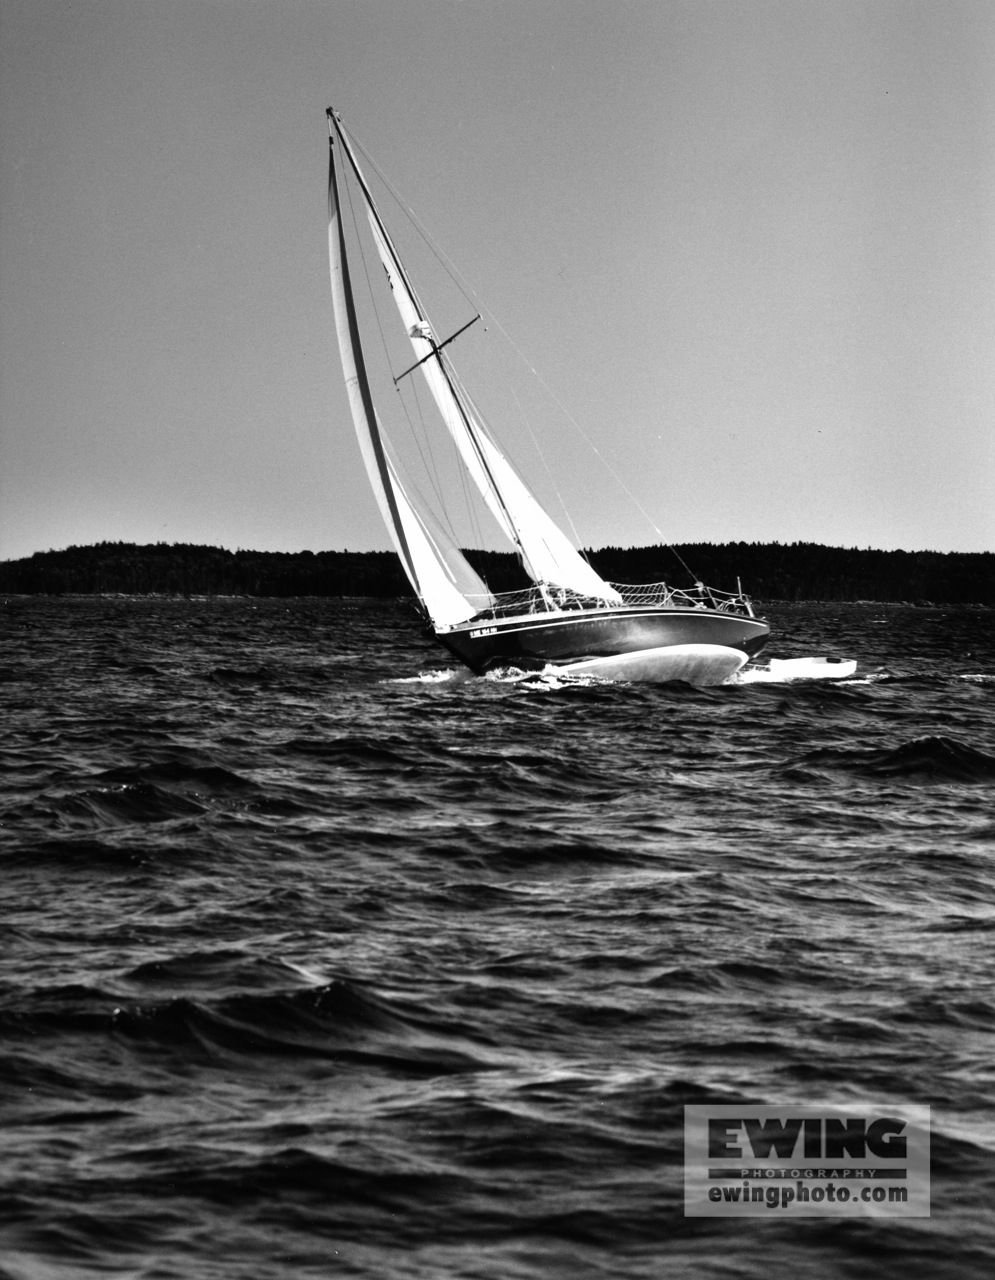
386 459 495 626
330 113 622 607
327 125 493 627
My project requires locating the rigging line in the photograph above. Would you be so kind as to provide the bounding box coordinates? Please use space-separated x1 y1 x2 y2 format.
420 374 488 556
345 124 478 315
389 460 476 581
509 385 588 558
398 363 459 534
341 122 695 582
445 357 573 544
396 357 446 512
339 120 460 332
402 352 490 562
457 309 698 585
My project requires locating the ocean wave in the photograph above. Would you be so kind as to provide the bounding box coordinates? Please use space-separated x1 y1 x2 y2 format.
1 972 500 1077
41 782 206 826
789 735 995 783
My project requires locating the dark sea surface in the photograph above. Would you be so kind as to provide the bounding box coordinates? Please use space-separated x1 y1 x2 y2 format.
2 595 995 1279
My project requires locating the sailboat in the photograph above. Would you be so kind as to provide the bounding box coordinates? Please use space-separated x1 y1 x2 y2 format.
326 109 771 683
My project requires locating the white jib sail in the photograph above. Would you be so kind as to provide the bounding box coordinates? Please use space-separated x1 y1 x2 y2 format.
349 156 620 605
468 427 623 601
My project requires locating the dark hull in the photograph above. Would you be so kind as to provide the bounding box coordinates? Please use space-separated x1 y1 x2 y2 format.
436 607 770 675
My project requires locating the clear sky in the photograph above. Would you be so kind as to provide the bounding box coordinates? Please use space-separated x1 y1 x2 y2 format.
2 0 993 562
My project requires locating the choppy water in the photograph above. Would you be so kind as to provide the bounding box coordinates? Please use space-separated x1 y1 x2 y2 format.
2 595 995 1279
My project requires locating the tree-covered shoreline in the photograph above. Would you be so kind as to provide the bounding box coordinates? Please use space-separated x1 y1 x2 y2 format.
1 540 992 605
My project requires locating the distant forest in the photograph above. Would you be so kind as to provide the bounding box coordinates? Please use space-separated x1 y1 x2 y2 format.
1 541 992 604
